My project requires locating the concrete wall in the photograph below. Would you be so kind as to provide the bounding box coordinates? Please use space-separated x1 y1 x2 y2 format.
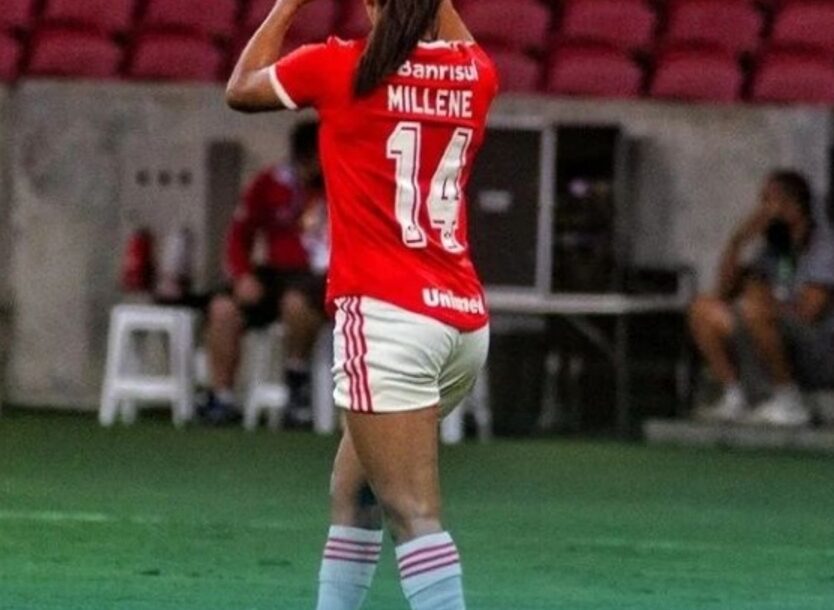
0 86 11 307
8 81 307 408
4 82 833 408
0 86 10 406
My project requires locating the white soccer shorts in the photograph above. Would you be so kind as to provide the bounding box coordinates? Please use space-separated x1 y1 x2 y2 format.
332 296 489 416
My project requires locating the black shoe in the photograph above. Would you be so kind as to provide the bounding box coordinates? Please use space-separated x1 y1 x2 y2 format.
283 370 313 431
197 394 242 427
283 404 313 431
285 369 312 407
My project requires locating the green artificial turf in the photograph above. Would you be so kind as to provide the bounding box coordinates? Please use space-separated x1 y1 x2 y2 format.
1 410 833 609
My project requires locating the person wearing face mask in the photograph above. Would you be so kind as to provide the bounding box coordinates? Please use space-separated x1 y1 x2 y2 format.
689 170 834 427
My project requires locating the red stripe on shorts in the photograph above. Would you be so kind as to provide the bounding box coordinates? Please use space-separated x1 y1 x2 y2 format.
345 298 368 413
340 299 360 412
352 297 374 413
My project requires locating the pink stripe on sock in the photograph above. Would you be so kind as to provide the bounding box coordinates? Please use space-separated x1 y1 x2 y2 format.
323 553 379 565
325 543 381 557
341 300 361 412
353 298 374 413
397 542 456 565
400 550 460 575
401 557 461 580
328 537 382 549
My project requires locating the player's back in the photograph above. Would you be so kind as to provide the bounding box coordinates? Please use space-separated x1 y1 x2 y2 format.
273 37 499 330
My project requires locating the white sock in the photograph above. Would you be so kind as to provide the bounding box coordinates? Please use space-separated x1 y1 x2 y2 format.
396 532 465 610
772 383 801 401
724 383 744 403
215 388 235 405
315 526 383 610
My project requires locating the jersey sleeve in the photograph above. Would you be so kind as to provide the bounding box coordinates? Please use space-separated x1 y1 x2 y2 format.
476 46 501 100
271 38 339 110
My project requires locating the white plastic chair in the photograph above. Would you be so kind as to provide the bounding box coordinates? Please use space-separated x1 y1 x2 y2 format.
243 323 336 432
99 305 195 427
311 327 337 435
243 324 290 431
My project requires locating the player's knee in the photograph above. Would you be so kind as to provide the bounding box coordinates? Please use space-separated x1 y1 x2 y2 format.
209 295 241 327
281 290 312 323
738 295 775 326
689 295 726 331
379 494 441 540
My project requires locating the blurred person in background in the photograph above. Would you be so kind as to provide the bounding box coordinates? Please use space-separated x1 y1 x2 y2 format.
690 170 834 427
200 120 328 426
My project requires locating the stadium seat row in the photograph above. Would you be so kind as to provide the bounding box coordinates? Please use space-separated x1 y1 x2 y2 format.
2 0 834 105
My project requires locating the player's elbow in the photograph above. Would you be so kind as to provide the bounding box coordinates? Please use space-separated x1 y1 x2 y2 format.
225 83 256 113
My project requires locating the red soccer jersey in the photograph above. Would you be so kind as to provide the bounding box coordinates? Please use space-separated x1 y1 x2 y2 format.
272 37 498 331
226 164 311 279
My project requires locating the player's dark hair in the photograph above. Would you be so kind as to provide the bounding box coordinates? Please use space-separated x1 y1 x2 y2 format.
291 120 319 164
768 169 815 249
769 169 812 220
354 0 442 97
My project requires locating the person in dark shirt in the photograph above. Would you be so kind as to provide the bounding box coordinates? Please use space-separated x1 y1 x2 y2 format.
690 170 834 427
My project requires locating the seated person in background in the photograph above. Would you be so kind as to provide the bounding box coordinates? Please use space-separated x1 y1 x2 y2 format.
690 170 834 427
201 121 328 426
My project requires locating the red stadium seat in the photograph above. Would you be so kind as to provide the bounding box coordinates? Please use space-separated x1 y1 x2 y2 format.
42 0 137 34
546 43 643 98
0 0 36 31
663 0 763 54
484 47 542 93
142 0 238 39
559 0 657 51
27 28 122 79
336 1 371 39
129 33 224 81
459 0 552 52
0 33 22 81
650 46 743 102
245 0 338 43
771 1 834 57
752 48 834 104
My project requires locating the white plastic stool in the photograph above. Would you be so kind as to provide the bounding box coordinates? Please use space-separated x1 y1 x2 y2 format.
311 326 336 435
441 370 492 445
99 305 196 428
243 324 291 430
244 323 336 432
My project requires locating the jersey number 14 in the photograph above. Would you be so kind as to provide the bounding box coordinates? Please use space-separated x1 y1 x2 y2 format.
387 121 473 253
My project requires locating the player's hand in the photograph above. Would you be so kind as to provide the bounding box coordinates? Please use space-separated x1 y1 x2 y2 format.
733 203 777 246
234 273 264 305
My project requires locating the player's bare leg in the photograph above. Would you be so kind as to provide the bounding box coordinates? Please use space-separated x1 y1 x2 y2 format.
738 282 793 384
689 295 737 386
347 408 466 610
738 281 807 424
281 289 323 366
280 289 324 426
207 295 244 391
330 429 383 529
315 429 384 610
689 295 748 421
205 294 246 414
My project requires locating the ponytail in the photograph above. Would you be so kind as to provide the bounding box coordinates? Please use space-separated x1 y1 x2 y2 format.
354 0 442 97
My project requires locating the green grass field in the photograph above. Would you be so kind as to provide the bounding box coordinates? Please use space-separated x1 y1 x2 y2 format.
1 411 833 609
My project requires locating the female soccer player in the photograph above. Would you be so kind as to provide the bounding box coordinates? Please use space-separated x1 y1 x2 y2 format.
227 1 498 608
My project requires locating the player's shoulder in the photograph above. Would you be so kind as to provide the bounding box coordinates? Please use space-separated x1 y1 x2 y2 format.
317 36 365 59
465 43 498 76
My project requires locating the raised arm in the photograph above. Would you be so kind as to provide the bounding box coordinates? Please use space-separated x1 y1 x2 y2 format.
436 0 474 42
226 0 310 112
